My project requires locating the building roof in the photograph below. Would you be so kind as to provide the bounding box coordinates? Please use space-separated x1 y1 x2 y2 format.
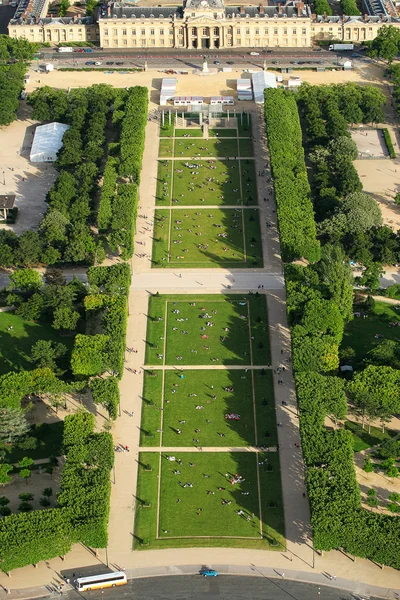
185 0 225 8
30 122 70 163
0 195 16 210
101 4 183 18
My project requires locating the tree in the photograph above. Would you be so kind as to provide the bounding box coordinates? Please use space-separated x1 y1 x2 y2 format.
58 0 70 16
7 269 42 293
349 365 400 430
0 464 12 485
18 457 34 485
367 25 400 64
71 334 109 376
52 306 80 332
328 136 358 161
85 0 98 15
322 192 382 239
363 456 374 472
39 209 69 245
16 231 42 266
0 409 30 443
314 0 332 15
44 268 66 286
30 340 67 373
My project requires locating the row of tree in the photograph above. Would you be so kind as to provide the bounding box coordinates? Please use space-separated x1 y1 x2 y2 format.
72 263 130 397
0 36 39 126
264 88 320 262
269 86 400 565
0 412 113 572
296 83 400 273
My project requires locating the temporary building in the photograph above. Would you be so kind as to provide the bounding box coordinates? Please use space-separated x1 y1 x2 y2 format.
252 71 277 104
30 122 70 163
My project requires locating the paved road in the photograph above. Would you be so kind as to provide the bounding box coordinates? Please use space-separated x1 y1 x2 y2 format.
130 271 284 291
61 575 380 600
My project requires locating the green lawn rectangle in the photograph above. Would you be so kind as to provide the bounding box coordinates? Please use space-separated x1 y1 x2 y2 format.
140 371 163 447
175 129 203 137
152 208 263 268
240 160 258 204
174 138 239 158
341 301 400 367
155 160 173 204
0 312 74 375
162 369 255 447
239 138 254 158
237 115 252 137
209 129 238 138
144 294 270 366
134 450 285 550
157 159 257 207
159 139 174 158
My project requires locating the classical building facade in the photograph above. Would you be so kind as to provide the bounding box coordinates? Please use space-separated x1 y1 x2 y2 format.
8 0 400 48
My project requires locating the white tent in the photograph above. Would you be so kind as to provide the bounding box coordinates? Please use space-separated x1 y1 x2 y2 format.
252 71 277 104
30 122 70 163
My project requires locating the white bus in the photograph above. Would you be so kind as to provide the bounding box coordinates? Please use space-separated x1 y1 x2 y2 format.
75 572 127 591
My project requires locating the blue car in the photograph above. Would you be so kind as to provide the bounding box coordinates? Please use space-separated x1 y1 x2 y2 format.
202 570 219 577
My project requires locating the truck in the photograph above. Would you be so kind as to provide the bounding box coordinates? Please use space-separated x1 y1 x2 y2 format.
57 47 73 53
329 43 354 51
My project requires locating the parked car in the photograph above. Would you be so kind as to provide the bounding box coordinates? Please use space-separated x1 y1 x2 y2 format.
94 61 102 65
85 61 95 65
214 60 221 64
202 570 219 577
291 60 298 64
74 48 85 53
116 61 124 65
313 47 322 51
226 61 234 64
250 51 260 56
106 61 114 65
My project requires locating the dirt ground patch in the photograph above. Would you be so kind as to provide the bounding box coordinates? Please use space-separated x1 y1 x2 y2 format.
353 157 400 231
0 115 57 235
351 128 388 158
2 460 63 514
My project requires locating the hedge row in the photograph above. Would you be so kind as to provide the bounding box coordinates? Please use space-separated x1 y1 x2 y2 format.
97 156 119 232
119 86 148 182
90 377 120 420
87 263 131 378
267 89 400 568
264 88 320 263
0 413 113 572
383 128 396 158
57 413 114 548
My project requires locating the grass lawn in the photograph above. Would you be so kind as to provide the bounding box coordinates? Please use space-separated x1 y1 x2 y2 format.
140 371 163 447
237 115 252 137
0 421 64 462
159 138 174 158
0 312 74 375
134 451 285 549
144 294 271 366
152 208 263 268
341 302 400 366
344 420 395 452
160 116 175 138
175 129 203 137
174 138 239 158
155 160 173 204
156 159 257 207
239 138 254 157
140 369 276 448
209 129 238 138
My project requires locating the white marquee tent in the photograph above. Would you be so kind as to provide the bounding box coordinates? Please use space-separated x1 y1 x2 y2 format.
252 71 277 104
30 122 70 163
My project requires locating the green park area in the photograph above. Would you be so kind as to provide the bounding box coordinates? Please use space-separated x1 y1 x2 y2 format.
154 116 261 268
341 301 400 367
135 290 282 550
134 451 284 550
140 368 276 448
152 208 262 268
0 312 75 375
155 159 257 206
144 294 271 366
